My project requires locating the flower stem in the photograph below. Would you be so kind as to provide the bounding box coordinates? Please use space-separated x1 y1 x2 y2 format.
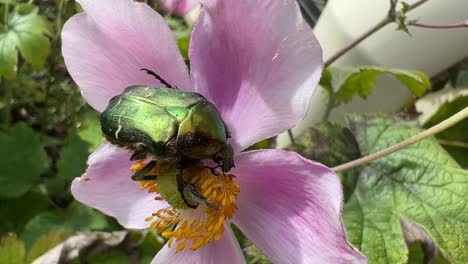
409 20 468 29
324 0 429 67
332 106 468 172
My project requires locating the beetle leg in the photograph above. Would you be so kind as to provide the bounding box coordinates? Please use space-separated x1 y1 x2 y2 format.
131 160 158 181
140 68 175 89
204 165 220 176
176 163 198 209
130 147 151 161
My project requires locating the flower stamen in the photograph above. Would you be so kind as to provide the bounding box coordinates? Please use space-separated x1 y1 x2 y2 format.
133 160 239 252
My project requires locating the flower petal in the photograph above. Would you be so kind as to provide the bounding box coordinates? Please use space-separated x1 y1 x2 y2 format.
189 0 323 151
151 224 245 264
62 0 190 111
232 150 367 263
158 0 201 15
71 144 168 229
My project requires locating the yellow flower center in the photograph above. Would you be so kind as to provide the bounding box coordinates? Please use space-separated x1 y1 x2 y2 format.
131 160 239 253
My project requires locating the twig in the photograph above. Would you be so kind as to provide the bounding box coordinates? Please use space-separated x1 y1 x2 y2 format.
409 20 468 29
438 139 468 149
324 0 430 67
332 106 468 172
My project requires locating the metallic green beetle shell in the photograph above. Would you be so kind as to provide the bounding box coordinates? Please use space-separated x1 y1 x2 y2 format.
100 86 229 161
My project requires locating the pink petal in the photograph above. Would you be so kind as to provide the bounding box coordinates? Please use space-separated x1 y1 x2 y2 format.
71 144 168 229
151 224 245 264
62 0 190 112
232 150 366 263
158 0 201 15
189 0 323 151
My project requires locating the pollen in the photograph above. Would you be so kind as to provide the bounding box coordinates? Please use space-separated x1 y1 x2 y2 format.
133 160 240 253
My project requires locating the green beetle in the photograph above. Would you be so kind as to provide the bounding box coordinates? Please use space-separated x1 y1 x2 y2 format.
100 69 234 208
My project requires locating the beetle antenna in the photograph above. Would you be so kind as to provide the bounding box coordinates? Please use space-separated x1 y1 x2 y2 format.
140 68 174 89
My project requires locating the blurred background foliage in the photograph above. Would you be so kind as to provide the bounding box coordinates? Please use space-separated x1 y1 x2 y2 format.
0 0 466 263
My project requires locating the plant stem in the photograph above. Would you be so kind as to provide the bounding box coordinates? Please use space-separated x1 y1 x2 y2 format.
332 106 468 172
409 20 468 29
56 0 65 38
322 91 335 122
324 0 429 67
438 139 468 149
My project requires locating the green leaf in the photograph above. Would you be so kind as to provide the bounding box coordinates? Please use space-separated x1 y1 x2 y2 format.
287 122 361 168
344 115 468 263
0 234 25 264
0 4 52 78
78 111 103 152
21 211 67 249
177 36 190 60
0 192 48 235
43 176 71 200
401 2 411 13
66 201 108 231
0 123 49 198
396 15 410 34
407 242 451 264
139 231 165 264
57 133 90 181
343 193 408 263
423 95 468 167
21 203 108 249
320 66 431 106
89 249 130 264
0 33 17 79
451 69 468 87
165 17 191 39
26 230 73 263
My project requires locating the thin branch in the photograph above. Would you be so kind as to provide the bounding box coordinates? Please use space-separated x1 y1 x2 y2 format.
409 20 468 29
332 106 468 172
324 0 430 67
438 139 468 149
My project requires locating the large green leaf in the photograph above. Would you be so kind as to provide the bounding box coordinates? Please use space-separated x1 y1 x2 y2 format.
78 111 103 152
320 66 431 106
343 115 468 263
89 249 130 264
25 230 73 263
57 133 90 181
21 202 108 249
0 192 48 235
423 95 468 168
66 201 108 231
0 123 49 198
0 33 16 79
0 234 25 264
0 4 52 79
21 211 67 249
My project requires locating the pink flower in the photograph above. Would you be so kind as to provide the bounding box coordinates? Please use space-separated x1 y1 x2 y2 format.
62 0 366 263
158 0 200 15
